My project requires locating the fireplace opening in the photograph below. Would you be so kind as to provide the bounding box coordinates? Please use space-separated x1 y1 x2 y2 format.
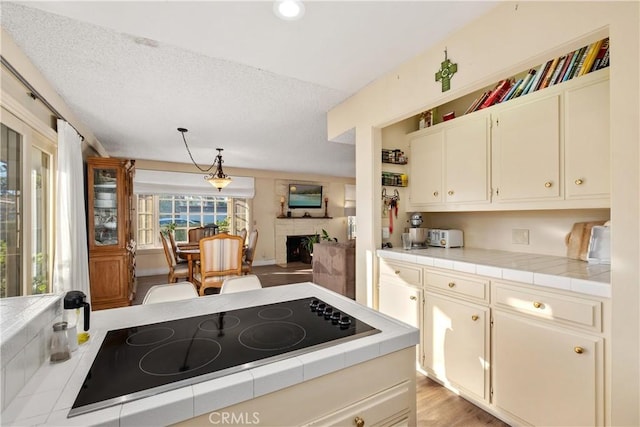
287 234 318 264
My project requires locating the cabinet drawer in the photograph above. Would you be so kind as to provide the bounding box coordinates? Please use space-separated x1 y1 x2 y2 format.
379 259 422 287
492 282 602 331
424 270 488 302
304 380 411 427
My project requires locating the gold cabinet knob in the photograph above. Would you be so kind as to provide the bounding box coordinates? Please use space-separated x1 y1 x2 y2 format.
354 416 365 427
471 315 479 321
433 191 439 197
448 282 456 288
394 270 401 275
574 178 584 185
533 301 543 309
544 181 553 188
574 346 585 354
448 190 454 196
410 295 417 301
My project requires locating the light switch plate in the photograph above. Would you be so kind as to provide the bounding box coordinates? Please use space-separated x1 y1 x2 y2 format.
382 227 390 239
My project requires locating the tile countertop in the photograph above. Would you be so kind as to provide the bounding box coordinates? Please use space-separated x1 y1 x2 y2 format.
1 283 419 427
378 247 611 298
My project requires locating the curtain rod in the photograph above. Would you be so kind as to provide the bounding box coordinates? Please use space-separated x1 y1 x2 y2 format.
1 55 85 141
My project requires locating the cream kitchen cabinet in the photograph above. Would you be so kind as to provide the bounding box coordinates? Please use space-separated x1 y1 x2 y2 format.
492 93 562 202
423 292 490 402
408 129 443 205
377 258 423 365
564 75 610 200
422 269 490 402
407 114 490 209
491 281 604 426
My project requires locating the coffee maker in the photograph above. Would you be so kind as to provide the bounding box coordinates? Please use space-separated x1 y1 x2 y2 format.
408 213 428 248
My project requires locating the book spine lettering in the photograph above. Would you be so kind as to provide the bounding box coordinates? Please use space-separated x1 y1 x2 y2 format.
579 40 603 76
563 47 584 82
591 38 609 72
549 55 567 86
540 57 560 89
571 45 591 79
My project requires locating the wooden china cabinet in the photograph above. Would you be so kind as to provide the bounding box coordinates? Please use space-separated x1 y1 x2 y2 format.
86 157 135 310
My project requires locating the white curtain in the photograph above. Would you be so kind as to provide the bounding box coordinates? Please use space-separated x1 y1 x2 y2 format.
53 120 91 301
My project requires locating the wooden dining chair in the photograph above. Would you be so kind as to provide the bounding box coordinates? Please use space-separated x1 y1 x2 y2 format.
242 229 259 275
188 227 205 243
193 234 244 296
167 231 187 264
237 228 247 244
160 232 189 283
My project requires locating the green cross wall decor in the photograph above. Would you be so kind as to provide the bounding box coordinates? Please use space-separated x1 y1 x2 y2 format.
435 49 458 92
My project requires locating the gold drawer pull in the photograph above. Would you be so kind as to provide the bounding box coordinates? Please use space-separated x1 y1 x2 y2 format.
394 270 401 275
574 178 584 185
471 315 479 321
544 181 553 188
574 346 584 354
354 416 365 427
448 190 454 196
433 191 439 197
410 295 417 301
533 301 543 309
448 282 455 288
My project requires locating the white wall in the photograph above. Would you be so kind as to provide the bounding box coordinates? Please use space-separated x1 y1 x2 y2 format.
328 2 639 425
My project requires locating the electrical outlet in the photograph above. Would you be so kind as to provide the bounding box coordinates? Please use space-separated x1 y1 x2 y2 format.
512 229 530 245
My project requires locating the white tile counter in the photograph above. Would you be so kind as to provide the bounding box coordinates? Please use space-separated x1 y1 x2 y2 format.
1 283 418 426
378 247 611 298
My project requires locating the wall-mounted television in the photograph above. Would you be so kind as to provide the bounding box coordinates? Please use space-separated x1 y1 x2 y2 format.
288 184 323 209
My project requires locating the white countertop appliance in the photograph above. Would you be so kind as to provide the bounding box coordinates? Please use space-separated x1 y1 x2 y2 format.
427 229 464 248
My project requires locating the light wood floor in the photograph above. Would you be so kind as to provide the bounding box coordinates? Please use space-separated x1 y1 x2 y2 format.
136 265 510 426
417 373 510 427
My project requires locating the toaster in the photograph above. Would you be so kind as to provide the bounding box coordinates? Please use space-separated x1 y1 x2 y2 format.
427 229 464 248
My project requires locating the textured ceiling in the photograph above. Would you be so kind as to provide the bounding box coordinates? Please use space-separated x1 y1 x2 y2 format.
1 1 497 178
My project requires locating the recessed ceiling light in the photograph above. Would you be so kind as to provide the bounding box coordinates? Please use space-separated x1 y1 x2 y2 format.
274 0 305 21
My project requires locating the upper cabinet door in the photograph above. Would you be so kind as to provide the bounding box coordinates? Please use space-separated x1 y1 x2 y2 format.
493 94 561 202
564 79 610 200
409 130 443 205
444 115 491 204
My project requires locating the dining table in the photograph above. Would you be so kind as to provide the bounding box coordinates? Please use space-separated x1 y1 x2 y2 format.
176 244 200 283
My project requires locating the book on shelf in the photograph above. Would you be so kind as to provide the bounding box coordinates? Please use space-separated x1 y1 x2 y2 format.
599 45 610 69
471 91 490 112
554 52 574 84
578 39 603 76
501 78 522 103
512 69 536 99
540 56 560 89
563 46 586 82
530 60 552 93
464 92 486 114
591 37 609 71
571 45 591 79
548 55 568 86
478 79 512 109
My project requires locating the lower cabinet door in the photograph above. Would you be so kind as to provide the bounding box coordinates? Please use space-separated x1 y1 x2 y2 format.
423 292 489 401
89 253 130 310
379 281 421 329
492 311 603 426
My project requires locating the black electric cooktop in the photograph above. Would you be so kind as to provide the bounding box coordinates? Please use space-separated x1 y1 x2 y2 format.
69 297 379 417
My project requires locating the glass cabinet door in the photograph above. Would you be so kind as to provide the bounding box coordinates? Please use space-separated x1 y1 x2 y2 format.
93 167 119 246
